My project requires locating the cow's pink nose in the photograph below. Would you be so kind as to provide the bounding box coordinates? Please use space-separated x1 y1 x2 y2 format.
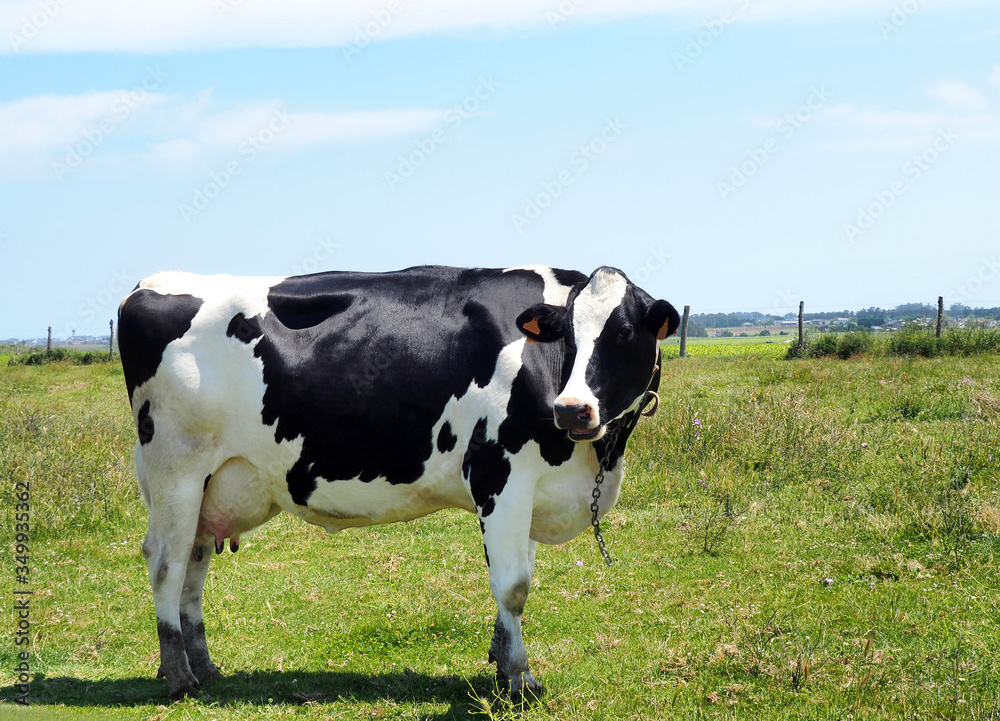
554 398 596 429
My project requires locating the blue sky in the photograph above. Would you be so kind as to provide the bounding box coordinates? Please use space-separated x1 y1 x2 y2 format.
1 0 998 339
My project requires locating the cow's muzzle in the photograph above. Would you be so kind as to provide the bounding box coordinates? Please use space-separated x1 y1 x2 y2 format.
553 398 604 442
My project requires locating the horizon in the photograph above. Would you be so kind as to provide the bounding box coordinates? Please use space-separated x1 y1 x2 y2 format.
5 295 996 344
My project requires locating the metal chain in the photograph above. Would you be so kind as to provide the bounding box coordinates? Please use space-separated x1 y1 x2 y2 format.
590 423 620 566
589 362 662 567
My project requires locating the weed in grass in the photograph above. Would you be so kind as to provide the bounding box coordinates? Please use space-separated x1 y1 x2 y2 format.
679 472 751 555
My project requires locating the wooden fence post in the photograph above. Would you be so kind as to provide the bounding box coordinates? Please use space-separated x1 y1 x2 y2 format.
936 296 943 338
109 319 115 360
679 305 691 358
46 326 52 355
797 301 804 347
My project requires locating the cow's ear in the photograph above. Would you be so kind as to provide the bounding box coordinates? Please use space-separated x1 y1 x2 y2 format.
646 300 681 340
516 304 566 343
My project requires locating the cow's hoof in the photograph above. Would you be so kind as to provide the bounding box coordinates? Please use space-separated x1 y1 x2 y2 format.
168 683 201 701
194 664 223 683
504 672 544 703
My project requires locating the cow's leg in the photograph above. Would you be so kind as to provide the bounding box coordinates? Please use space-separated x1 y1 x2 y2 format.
142 480 205 700
480 487 542 700
178 536 222 683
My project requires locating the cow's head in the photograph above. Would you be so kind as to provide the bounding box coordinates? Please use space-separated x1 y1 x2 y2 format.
516 267 680 442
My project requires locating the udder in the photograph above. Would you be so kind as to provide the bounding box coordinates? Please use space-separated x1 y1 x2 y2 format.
197 457 280 553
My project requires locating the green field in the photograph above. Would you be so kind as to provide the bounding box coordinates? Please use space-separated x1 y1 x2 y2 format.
3 347 1000 719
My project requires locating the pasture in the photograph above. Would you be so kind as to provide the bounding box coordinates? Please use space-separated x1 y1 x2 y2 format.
2 347 1000 719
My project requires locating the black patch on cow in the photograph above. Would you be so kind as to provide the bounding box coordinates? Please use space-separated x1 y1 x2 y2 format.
463 418 510 518
437 422 457 453
551 268 588 290
226 313 262 343
137 400 155 445
489 616 512 666
118 290 203 403
585 282 662 426
204 474 212 490
267 289 355 330
484 544 491 567
498 349 576 467
249 267 549 506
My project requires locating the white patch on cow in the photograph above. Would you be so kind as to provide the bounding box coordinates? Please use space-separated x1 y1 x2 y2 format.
137 270 287 301
503 265 572 306
555 269 628 423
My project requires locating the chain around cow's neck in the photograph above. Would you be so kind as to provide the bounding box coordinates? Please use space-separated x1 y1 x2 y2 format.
589 363 661 566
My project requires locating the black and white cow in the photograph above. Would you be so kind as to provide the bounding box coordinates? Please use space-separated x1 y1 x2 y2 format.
117 264 679 701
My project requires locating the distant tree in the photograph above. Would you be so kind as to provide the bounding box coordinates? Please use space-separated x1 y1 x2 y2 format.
950 303 972 317
688 322 708 338
856 307 887 329
759 329 771 337
719 330 733 337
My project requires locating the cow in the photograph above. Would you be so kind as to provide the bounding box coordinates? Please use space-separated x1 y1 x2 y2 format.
117 264 679 701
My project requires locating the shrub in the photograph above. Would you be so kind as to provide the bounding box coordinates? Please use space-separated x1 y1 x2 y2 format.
7 348 113 366
889 326 940 357
939 326 1000 355
808 335 839 357
835 330 874 359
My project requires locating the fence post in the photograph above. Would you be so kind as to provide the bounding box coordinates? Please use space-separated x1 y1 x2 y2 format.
46 326 52 355
797 301 804 347
109 319 115 360
936 296 943 338
679 305 691 358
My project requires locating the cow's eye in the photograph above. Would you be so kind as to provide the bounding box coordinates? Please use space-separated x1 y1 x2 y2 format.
617 324 634 343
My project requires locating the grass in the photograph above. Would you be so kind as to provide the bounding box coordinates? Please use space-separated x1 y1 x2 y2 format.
2 349 1000 719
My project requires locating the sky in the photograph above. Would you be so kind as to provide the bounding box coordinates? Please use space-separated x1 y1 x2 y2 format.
0 0 998 339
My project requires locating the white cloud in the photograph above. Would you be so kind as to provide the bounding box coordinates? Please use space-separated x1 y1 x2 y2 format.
988 67 1000 90
0 89 445 181
817 100 1000 154
0 0 994 54
926 80 989 111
